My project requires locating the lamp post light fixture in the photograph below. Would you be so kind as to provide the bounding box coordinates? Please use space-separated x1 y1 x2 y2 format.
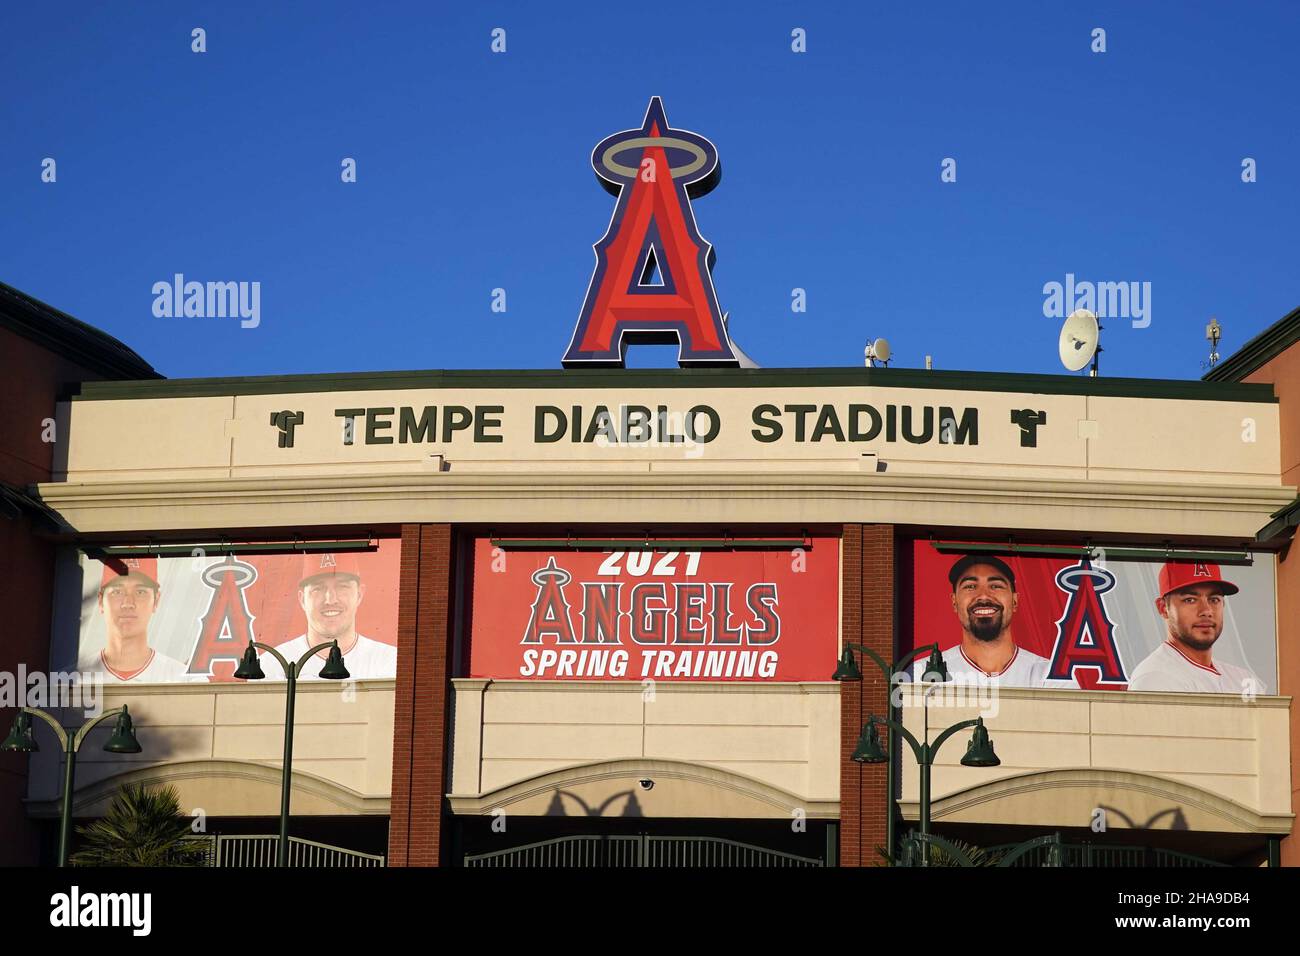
1 705 142 867
831 642 950 859
234 639 349 867
854 711 1000 865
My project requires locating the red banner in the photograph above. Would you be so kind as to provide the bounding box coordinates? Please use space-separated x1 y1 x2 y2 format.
903 541 1276 693
468 538 839 681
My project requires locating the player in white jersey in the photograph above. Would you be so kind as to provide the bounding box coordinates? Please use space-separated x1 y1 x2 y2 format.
934 641 1049 687
918 554 1048 688
1128 561 1260 695
258 552 397 680
84 556 205 684
263 632 396 680
86 648 196 684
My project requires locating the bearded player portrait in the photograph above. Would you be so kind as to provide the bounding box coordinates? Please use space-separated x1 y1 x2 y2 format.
919 554 1049 688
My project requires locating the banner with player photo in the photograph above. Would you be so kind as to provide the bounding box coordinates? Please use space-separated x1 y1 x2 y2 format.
50 543 401 684
902 542 1276 694
467 538 839 681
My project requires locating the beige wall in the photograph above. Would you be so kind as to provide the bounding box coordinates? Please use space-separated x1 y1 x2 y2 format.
42 384 1290 537
55 387 1281 484
24 678 1292 833
447 679 840 819
39 471 1294 540
445 679 1293 831
25 682 394 818
894 684 1293 833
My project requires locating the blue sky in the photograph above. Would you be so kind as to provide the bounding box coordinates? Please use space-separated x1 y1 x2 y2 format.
2 1 1297 380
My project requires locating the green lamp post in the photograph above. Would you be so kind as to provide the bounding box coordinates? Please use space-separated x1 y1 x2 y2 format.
1 705 142 867
234 639 349 867
832 642 950 859
854 712 1000 864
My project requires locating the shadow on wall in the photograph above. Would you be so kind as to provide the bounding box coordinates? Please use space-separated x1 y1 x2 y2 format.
25 704 201 805
1096 805 1190 831
544 788 645 817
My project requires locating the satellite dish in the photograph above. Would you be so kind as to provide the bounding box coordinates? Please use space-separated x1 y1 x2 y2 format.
1059 309 1100 374
865 338 891 367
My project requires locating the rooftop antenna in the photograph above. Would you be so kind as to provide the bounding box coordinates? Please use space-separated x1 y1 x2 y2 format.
865 338 891 368
1059 309 1101 376
1204 317 1222 370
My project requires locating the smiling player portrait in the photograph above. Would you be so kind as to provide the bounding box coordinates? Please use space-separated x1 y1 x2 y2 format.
919 554 1049 687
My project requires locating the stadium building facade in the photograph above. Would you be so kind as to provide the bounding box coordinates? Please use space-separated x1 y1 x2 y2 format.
12 352 1296 867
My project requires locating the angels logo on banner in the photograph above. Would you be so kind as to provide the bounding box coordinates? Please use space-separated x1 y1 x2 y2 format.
1044 560 1126 689
905 543 1275 696
189 557 260 678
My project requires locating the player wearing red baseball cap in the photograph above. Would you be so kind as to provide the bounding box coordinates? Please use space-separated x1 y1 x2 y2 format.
88 558 196 683
258 553 396 680
1127 561 1260 694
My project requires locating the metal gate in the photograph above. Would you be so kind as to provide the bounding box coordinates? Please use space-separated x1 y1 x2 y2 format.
186 834 387 867
464 834 824 867
989 841 1227 868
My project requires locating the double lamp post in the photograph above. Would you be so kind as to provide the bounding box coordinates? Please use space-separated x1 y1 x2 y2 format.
1 706 142 867
832 642 1000 862
1 638 348 869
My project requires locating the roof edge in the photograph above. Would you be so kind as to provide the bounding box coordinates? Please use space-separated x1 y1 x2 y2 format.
1204 304 1300 383
68 366 1276 403
0 281 161 381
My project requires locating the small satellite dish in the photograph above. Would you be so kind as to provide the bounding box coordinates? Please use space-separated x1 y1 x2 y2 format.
1059 309 1100 374
865 338 891 367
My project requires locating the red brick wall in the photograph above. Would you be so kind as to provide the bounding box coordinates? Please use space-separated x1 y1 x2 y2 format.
0 514 49 865
1243 354 1300 865
388 524 454 866
838 524 893 866
0 326 126 865
0 326 88 483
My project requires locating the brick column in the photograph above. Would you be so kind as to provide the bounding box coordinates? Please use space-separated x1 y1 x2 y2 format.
839 524 894 866
389 524 454 866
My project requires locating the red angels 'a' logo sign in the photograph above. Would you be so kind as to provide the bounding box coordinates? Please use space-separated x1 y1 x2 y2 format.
1046 560 1127 689
563 97 738 368
189 557 259 677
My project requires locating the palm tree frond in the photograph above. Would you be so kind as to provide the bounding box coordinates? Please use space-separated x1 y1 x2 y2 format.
69 783 209 867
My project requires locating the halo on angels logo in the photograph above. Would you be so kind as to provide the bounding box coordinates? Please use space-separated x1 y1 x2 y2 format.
590 100 722 199
1054 562 1116 594
562 97 738 368
200 556 259 589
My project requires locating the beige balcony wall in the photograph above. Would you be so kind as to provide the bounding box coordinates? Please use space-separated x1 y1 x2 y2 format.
447 679 840 819
894 684 1292 834
23 681 395 818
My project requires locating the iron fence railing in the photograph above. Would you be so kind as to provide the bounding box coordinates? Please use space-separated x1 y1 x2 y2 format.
464 834 824 867
645 836 822 867
984 839 1227 868
184 834 385 867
